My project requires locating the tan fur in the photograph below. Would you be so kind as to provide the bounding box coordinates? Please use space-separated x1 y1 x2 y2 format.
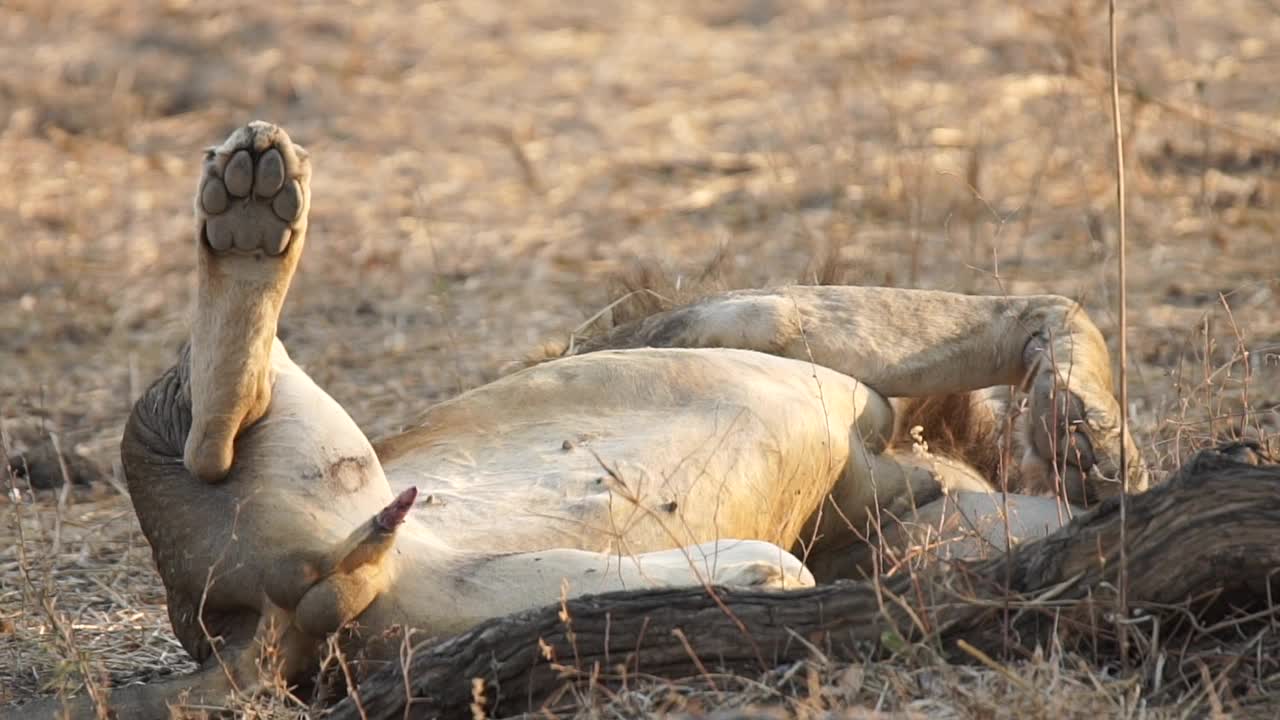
512 257 1145 505
184 122 312 483
34 124 1149 719
858 491 1077 574
561 284 1147 503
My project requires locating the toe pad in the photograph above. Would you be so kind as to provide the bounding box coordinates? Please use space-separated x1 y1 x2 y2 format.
224 150 254 198
255 149 285 198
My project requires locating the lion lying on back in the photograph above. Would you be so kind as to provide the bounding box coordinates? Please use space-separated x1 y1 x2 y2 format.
14 122 1147 719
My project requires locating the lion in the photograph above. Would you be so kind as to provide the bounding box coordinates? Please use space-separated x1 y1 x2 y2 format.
13 122 1147 719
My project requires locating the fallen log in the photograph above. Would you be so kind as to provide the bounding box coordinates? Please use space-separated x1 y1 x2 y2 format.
329 446 1280 719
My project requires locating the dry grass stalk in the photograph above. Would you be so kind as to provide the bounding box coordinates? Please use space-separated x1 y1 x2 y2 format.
1107 0 1133 671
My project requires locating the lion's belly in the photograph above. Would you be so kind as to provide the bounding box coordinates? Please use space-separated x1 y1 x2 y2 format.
379 348 892 554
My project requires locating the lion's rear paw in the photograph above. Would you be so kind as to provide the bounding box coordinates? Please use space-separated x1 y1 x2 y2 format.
198 121 309 256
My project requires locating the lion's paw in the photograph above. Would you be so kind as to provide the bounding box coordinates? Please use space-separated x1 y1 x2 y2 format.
197 121 309 256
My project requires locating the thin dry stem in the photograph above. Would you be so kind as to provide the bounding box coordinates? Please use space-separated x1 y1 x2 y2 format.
1108 0 1133 671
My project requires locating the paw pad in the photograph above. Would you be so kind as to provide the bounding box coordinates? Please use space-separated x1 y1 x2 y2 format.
197 123 308 256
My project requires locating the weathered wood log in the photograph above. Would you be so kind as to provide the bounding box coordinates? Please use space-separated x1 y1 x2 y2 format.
328 447 1280 719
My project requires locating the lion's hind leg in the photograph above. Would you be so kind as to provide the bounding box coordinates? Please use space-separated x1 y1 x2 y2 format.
186 121 312 483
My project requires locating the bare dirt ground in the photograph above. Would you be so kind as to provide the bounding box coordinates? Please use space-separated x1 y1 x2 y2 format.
2 0 1279 716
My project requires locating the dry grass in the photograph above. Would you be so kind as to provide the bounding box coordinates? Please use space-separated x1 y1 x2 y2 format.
3 0 1279 716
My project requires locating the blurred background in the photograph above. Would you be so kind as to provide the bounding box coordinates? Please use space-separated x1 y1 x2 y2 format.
2 0 1279 706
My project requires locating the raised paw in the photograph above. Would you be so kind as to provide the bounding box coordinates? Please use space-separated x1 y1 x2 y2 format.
184 122 312 483
196 121 310 256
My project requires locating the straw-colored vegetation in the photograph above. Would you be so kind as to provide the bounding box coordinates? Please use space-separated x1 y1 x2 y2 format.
3 0 1279 716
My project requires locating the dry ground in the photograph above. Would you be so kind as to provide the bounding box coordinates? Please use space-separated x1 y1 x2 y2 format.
2 0 1279 717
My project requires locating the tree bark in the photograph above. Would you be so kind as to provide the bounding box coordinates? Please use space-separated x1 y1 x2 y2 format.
328 447 1280 720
